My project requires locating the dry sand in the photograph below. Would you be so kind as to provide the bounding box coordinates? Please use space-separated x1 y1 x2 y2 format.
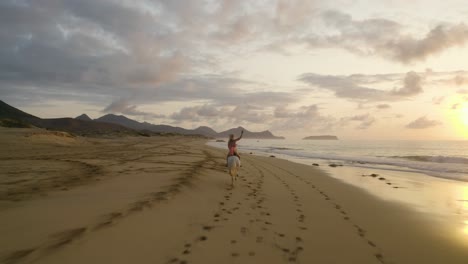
1 127 467 264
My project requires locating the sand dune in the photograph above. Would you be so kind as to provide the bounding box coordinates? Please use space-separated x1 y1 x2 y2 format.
1 127 467 264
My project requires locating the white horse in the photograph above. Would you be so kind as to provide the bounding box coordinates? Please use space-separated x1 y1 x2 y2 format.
227 155 241 185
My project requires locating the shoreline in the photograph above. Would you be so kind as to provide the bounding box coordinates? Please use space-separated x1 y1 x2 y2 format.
1 128 468 263
209 139 468 241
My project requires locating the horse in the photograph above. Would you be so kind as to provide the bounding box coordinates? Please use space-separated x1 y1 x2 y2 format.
227 155 241 185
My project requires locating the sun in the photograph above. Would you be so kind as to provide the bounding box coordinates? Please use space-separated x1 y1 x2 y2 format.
455 102 468 138
446 97 468 139
461 103 468 127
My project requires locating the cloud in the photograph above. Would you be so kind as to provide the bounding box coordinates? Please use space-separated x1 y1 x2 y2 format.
274 0 316 30
384 23 468 63
454 74 467 86
170 104 225 121
406 116 441 129
0 0 191 102
376 104 391 109
303 10 468 63
169 103 272 124
391 71 423 96
432 96 445 105
270 104 339 133
103 98 164 118
298 73 388 101
339 114 376 130
298 71 424 102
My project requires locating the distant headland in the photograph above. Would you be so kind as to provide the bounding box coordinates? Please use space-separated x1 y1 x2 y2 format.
303 135 338 140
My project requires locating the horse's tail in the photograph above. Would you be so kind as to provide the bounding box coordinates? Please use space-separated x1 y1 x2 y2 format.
228 156 240 176
230 166 238 177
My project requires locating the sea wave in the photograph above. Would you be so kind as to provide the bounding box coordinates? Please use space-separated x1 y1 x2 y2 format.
250 148 468 182
390 155 468 164
207 140 468 182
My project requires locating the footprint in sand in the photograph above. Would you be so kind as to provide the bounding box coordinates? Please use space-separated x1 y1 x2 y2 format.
276 232 285 237
375 253 384 262
240 227 247 234
368 240 377 247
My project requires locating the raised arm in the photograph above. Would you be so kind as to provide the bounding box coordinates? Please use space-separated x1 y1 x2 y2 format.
235 130 244 141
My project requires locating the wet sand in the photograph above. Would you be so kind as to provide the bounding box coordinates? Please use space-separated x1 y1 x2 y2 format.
1 127 468 264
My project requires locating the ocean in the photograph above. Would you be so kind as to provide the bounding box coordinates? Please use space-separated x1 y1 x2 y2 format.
209 138 468 241
209 139 468 182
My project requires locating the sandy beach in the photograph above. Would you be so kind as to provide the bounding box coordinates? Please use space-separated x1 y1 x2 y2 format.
1 127 468 264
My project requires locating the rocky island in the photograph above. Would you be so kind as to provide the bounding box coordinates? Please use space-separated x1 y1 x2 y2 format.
303 135 338 140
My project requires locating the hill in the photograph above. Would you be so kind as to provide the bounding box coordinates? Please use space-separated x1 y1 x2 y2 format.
0 100 40 127
0 101 138 136
75 114 93 121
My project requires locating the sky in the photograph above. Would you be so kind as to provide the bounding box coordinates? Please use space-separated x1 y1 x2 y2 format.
1 0 468 140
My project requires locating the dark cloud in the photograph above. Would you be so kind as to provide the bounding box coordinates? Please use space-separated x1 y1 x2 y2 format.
406 116 441 129
0 0 191 104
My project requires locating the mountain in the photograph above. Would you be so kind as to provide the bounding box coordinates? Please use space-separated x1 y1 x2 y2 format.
95 114 191 134
191 126 218 137
0 101 284 139
0 101 138 136
96 114 148 130
91 114 284 139
75 114 93 121
216 126 285 139
303 135 338 140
